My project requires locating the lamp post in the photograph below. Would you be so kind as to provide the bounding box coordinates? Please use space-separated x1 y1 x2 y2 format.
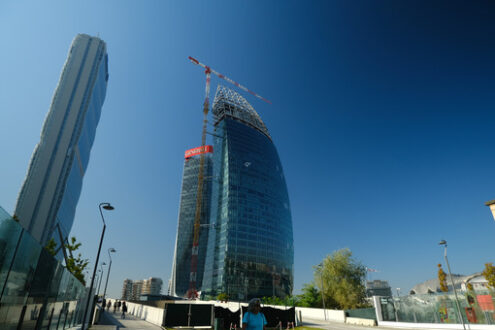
439 240 466 330
95 269 101 294
81 202 114 330
484 200 495 221
97 262 107 296
103 248 116 299
317 263 327 321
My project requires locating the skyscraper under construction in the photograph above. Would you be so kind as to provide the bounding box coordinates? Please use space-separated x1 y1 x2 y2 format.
170 146 213 297
201 86 293 300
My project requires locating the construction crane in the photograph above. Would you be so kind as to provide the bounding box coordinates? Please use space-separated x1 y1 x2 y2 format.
186 56 270 299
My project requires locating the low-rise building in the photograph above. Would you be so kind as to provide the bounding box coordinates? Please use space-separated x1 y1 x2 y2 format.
131 280 143 301
366 280 392 297
142 277 163 296
121 279 133 300
121 277 164 301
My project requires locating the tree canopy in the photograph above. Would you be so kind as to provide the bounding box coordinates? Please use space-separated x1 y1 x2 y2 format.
437 264 448 292
297 283 321 307
314 248 367 310
44 236 88 285
482 262 495 289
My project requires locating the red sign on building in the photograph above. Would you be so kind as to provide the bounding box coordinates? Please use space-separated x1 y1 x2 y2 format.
184 145 213 159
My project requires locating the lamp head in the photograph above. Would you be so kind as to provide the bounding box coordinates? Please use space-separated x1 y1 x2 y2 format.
439 240 447 246
109 248 116 253
102 203 114 211
102 262 106 266
485 200 495 221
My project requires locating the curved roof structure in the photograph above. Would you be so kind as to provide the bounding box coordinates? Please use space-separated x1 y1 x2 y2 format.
212 85 271 140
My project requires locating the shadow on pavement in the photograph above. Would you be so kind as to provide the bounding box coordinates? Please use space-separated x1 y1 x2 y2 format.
98 310 126 328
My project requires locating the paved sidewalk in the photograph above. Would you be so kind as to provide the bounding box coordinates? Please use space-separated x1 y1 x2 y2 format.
92 310 162 329
302 317 441 330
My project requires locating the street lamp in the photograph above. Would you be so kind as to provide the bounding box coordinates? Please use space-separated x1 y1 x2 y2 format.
81 202 114 330
97 262 107 296
95 269 101 293
317 263 327 321
103 248 117 299
484 200 495 221
438 240 466 330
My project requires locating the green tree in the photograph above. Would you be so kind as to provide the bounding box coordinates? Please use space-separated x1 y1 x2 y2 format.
482 262 495 289
45 238 57 256
261 295 299 306
64 237 89 286
261 296 283 305
297 283 320 307
315 248 367 310
217 293 229 301
438 264 448 292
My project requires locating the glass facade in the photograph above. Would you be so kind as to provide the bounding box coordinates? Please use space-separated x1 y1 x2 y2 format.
201 86 293 301
0 205 88 329
14 34 109 247
378 293 495 325
171 150 213 297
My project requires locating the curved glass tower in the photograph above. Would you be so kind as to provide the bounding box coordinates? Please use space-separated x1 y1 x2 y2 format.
14 34 109 246
202 86 293 300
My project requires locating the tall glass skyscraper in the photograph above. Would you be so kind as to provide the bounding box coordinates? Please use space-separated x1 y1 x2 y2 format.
14 34 109 246
201 86 293 300
170 146 213 297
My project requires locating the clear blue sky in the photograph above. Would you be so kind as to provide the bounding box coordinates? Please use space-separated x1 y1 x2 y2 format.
1 1 495 299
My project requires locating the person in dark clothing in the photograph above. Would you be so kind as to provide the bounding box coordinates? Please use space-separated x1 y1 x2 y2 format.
107 300 112 311
102 299 106 310
117 300 121 311
122 301 128 319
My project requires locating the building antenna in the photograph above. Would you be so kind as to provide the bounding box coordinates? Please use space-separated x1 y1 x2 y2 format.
186 56 270 299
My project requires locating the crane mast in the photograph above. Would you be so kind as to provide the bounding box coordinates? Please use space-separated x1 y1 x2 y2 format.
187 57 269 299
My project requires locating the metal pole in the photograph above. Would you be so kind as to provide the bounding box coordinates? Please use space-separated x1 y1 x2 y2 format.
97 264 105 296
81 203 112 330
319 265 326 321
103 251 113 299
81 223 105 330
443 245 466 330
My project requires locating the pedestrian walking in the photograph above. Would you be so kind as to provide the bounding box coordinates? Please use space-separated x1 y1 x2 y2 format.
107 300 112 311
122 301 128 319
242 298 266 330
102 298 106 310
117 300 121 311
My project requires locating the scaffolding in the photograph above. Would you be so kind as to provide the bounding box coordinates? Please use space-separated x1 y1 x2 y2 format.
212 85 271 140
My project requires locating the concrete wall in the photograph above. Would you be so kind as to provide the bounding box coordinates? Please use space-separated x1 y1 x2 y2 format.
126 301 164 327
346 317 376 326
295 306 346 323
